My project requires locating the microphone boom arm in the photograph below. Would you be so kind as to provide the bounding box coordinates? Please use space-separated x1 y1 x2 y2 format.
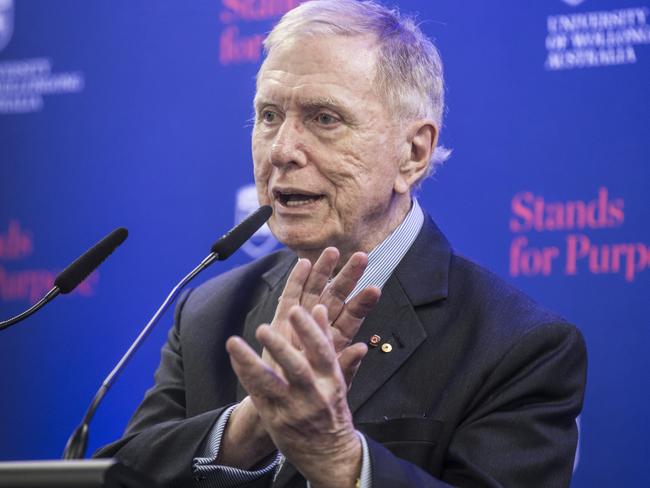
62 205 271 459
0 287 60 332
62 251 218 459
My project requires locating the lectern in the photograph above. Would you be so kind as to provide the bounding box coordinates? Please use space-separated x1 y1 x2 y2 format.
0 459 157 488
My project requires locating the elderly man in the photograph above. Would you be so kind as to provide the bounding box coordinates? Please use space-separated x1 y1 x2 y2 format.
98 1 587 487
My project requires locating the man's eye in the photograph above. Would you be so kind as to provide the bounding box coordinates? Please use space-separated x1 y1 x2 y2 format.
316 113 337 125
261 110 277 123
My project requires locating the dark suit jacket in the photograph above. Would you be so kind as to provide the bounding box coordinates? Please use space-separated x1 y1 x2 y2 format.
97 217 587 488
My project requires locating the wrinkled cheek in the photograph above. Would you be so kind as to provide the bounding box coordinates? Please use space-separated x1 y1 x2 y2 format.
252 158 271 204
329 172 365 208
252 137 268 176
254 181 270 206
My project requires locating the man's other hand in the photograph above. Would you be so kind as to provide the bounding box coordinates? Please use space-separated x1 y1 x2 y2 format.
218 248 379 471
227 304 365 488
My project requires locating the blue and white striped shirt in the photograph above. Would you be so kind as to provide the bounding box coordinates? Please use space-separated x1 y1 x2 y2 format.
192 199 425 487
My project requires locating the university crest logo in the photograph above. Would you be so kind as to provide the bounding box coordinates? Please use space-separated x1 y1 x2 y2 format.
0 0 14 52
235 184 278 259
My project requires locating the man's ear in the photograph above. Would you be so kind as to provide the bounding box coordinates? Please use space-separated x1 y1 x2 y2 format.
394 121 439 194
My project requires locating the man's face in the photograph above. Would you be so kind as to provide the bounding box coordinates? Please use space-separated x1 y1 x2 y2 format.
252 35 408 258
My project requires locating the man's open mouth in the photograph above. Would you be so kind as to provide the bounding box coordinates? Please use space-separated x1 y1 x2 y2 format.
274 190 324 207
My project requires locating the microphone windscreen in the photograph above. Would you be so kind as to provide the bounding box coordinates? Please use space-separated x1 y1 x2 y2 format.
54 227 128 294
211 205 272 260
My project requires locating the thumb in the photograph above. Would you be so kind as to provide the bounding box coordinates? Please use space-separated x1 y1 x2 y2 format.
338 342 368 388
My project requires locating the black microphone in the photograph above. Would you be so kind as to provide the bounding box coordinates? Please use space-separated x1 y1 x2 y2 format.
0 228 128 332
63 205 272 460
211 205 272 259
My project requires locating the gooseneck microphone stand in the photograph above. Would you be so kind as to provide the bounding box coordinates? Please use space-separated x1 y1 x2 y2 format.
63 205 272 460
0 227 128 332
0 288 60 331
63 252 218 459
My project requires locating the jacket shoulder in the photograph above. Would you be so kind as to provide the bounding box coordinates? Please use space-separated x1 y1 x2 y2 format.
448 252 577 340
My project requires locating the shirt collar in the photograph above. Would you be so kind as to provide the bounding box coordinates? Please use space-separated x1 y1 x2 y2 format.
347 198 424 301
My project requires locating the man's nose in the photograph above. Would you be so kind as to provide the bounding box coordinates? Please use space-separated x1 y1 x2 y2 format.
270 119 308 169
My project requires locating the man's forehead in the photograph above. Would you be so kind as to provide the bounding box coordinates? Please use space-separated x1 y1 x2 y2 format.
255 36 377 93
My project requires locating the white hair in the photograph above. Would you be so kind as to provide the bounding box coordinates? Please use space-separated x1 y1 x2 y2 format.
261 0 451 176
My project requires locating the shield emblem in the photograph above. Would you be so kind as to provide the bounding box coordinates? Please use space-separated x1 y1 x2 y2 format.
0 0 14 52
235 184 278 259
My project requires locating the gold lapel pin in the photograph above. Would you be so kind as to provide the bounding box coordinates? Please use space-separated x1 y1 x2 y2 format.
381 343 393 353
369 334 381 347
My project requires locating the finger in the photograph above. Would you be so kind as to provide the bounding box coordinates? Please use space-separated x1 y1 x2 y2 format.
256 324 314 388
321 252 368 321
276 258 312 319
312 303 333 341
288 306 336 373
338 342 368 387
226 336 288 397
332 286 381 347
300 247 339 311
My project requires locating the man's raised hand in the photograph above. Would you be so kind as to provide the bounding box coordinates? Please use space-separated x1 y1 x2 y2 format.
269 247 381 360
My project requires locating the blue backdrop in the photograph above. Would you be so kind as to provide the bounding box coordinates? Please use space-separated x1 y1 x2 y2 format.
1 1 648 486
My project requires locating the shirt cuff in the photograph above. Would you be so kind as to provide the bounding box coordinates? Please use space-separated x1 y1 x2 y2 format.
192 404 281 487
306 431 372 488
358 431 372 488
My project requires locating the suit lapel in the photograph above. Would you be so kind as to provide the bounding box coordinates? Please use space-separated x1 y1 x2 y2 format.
347 276 427 413
348 215 451 413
